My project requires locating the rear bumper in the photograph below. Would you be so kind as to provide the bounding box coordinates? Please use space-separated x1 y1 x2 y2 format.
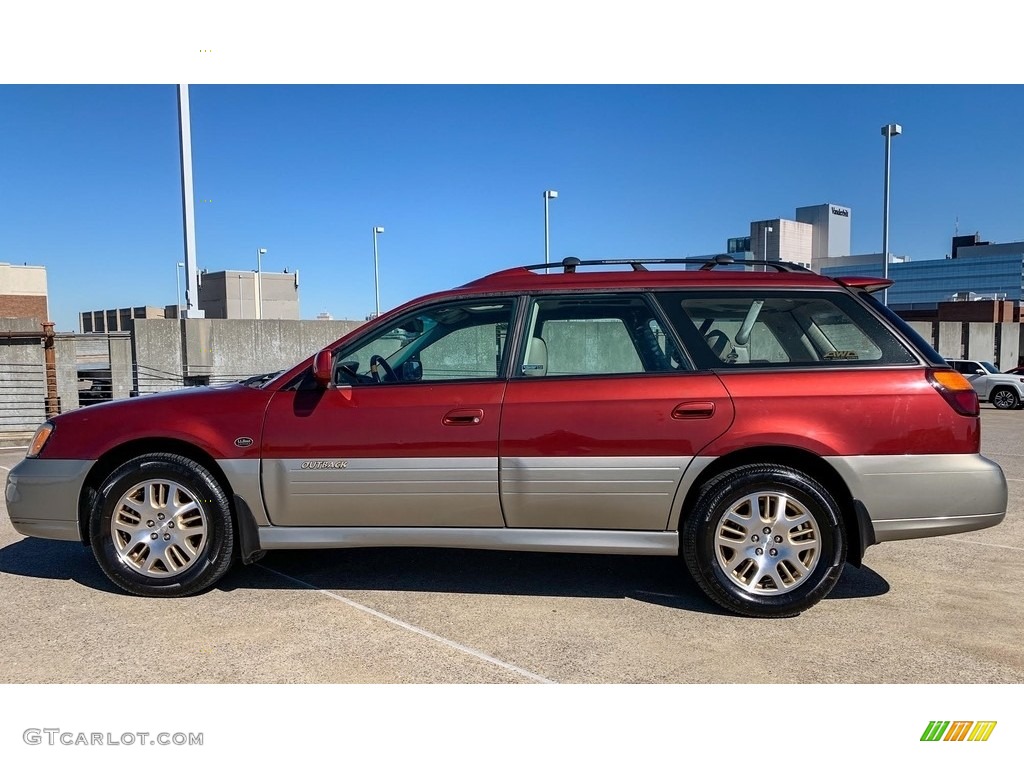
826 453 1006 543
5 458 93 542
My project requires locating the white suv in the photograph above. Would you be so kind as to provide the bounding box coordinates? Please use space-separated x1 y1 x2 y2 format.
946 359 1024 410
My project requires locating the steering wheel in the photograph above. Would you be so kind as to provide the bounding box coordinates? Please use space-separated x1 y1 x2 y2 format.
369 354 397 383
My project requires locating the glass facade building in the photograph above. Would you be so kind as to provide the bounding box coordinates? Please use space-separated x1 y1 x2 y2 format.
821 251 1024 309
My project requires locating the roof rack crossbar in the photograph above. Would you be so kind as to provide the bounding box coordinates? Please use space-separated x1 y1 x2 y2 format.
518 256 813 274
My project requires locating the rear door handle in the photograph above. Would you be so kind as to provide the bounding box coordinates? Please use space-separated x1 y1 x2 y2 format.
443 408 485 426
672 401 716 419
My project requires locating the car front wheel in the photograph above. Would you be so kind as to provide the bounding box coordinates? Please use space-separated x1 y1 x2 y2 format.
89 453 235 597
682 463 846 618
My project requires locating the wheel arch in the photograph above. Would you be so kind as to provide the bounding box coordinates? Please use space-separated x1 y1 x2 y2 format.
678 446 871 566
77 438 235 547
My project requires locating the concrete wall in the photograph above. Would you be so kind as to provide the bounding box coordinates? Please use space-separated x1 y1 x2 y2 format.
130 319 365 390
0 320 46 437
109 335 133 400
907 321 937 353
132 319 183 394
937 322 963 359
966 323 995 361
182 319 363 383
54 335 79 412
997 323 1020 371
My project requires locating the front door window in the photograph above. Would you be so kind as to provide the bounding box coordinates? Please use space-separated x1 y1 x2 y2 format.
333 300 515 385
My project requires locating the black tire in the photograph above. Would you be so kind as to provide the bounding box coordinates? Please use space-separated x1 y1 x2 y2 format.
682 463 846 618
990 387 1019 410
89 453 235 597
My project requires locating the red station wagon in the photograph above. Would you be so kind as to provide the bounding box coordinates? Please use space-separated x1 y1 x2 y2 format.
4 256 1008 617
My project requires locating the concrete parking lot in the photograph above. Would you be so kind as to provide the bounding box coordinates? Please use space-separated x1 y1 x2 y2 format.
1 408 1022 684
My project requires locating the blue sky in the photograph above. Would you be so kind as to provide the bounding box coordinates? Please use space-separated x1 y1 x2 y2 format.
1 0 1022 333
2 84 1023 331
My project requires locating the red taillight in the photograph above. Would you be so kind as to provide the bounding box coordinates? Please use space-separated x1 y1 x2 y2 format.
928 369 980 416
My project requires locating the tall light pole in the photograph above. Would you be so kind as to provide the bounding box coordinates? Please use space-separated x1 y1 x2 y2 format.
881 123 902 305
256 248 266 319
543 190 558 267
763 225 773 261
373 226 384 317
175 261 185 317
176 85 203 318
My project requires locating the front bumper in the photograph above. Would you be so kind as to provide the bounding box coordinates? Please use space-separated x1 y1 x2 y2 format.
5 458 94 542
826 453 1007 542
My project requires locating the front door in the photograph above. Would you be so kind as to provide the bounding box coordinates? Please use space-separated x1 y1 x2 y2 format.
261 298 517 527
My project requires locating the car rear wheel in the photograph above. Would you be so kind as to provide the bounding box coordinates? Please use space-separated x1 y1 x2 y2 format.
990 387 1019 410
90 453 235 597
682 463 846 618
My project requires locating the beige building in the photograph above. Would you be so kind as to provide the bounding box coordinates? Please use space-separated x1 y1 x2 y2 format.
198 270 300 320
749 219 813 270
80 306 166 333
0 263 48 322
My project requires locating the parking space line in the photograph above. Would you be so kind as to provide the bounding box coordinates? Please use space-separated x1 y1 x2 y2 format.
957 540 1024 552
258 565 556 684
0 465 11 472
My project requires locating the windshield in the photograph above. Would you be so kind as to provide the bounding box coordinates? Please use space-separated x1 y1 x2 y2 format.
981 361 1000 374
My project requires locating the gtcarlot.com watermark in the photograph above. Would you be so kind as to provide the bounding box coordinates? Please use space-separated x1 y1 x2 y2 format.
23 729 203 747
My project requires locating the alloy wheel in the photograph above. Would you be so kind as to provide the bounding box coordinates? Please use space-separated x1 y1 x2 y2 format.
109 479 209 578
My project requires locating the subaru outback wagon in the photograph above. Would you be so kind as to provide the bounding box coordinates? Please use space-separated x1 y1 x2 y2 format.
5 256 1007 618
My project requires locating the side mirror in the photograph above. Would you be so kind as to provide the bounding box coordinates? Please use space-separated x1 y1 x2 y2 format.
312 349 333 388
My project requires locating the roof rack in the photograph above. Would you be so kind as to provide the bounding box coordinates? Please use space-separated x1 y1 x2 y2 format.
520 255 814 274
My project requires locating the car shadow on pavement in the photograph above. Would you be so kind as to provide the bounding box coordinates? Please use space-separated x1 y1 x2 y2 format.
0 537 124 594
222 548 891 615
0 539 890 612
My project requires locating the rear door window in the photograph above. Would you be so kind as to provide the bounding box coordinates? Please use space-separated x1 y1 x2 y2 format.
656 291 919 369
516 294 690 378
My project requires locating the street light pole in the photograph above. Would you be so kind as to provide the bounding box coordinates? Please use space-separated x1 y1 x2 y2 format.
881 123 902 305
175 261 185 317
373 226 384 317
543 190 558 267
763 225 773 261
256 248 266 319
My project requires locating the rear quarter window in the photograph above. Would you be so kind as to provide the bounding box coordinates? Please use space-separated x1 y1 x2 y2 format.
656 290 919 369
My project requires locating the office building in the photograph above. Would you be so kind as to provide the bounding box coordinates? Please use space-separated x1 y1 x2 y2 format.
197 270 300 320
795 203 852 269
819 237 1024 310
730 204 850 270
80 306 166 333
0 263 48 323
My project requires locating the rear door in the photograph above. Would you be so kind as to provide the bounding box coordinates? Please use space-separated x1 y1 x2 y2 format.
498 293 734 530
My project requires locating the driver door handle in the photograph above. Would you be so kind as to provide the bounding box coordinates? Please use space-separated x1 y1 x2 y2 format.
443 408 485 426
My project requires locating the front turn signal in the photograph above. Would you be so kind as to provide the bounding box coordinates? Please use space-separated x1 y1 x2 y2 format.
26 422 54 458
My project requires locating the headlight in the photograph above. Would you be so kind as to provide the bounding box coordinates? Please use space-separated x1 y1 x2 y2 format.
26 422 54 458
